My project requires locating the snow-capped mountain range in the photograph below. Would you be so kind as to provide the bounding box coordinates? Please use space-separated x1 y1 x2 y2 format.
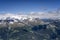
0 13 40 24
0 12 60 20
0 11 60 24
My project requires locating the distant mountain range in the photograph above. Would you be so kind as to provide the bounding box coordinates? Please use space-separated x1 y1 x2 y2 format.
0 13 60 26
0 14 60 40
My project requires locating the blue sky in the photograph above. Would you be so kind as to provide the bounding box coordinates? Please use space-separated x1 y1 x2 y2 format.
0 0 60 14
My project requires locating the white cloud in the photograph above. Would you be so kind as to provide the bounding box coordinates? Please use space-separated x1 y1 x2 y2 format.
29 9 60 19
0 8 60 19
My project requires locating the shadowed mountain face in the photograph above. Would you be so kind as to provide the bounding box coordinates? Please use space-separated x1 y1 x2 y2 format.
0 19 60 40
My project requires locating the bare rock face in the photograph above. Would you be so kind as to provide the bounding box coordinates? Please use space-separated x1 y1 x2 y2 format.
0 18 60 40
